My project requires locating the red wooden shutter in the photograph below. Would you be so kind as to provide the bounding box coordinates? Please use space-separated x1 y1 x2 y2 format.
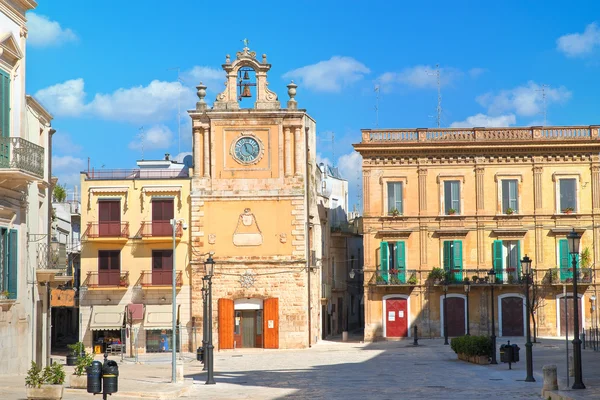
218 298 234 350
263 298 279 349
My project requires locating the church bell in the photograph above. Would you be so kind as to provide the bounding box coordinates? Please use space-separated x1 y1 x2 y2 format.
243 70 250 80
241 84 252 98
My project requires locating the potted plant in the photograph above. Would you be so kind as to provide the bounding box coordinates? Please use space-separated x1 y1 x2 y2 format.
70 353 94 389
119 275 128 286
66 342 85 366
0 290 10 300
471 275 479 283
428 267 445 283
389 207 401 217
447 208 457 215
407 274 418 285
505 207 515 215
26 361 65 400
563 207 574 214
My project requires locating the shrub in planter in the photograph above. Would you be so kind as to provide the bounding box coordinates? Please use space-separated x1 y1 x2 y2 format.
66 342 85 366
450 335 492 364
70 352 94 389
428 267 445 282
26 361 65 400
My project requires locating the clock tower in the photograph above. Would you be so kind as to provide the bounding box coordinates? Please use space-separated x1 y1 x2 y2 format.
188 45 321 350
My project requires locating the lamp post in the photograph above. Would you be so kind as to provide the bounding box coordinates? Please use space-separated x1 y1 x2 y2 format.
488 268 497 364
567 228 585 389
204 253 216 385
443 279 449 345
463 279 471 336
521 254 535 382
201 277 207 371
170 218 187 383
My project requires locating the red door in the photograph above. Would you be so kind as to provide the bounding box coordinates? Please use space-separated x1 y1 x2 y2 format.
218 298 234 350
99 200 121 237
501 297 524 336
560 296 582 336
152 199 174 236
386 298 408 337
151 250 172 285
98 250 120 286
263 298 279 349
446 297 466 337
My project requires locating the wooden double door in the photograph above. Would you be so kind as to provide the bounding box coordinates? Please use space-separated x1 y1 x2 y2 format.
219 298 279 349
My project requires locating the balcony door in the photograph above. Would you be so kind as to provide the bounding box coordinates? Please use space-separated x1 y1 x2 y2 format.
152 250 173 285
98 250 120 286
152 199 174 236
99 200 121 237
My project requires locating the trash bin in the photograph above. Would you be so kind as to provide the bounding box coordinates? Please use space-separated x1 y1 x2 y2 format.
500 344 513 363
102 360 119 394
197 347 204 363
86 360 102 394
511 344 520 362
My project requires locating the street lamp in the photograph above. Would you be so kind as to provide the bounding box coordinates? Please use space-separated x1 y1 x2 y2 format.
463 279 471 336
567 228 585 389
204 253 216 385
443 278 449 345
488 268 497 364
171 218 187 383
521 254 535 382
201 277 208 371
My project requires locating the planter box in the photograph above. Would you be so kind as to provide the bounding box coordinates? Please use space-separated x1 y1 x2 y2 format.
70 374 87 389
27 384 64 400
457 353 489 365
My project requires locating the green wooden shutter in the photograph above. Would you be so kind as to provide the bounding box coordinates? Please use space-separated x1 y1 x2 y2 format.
493 240 503 276
380 242 389 284
0 70 9 138
452 241 463 281
396 241 406 283
7 229 17 299
515 241 521 277
443 241 452 273
559 239 570 281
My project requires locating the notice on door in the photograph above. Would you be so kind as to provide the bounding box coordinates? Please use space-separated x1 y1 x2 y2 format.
388 311 395 321
235 317 240 326
399 310 404 318
268 320 274 329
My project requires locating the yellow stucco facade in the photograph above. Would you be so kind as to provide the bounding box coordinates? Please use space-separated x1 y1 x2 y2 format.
79 166 192 353
355 126 600 342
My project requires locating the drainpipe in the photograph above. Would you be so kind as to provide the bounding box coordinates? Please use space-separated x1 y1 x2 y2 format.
305 125 311 348
47 127 55 366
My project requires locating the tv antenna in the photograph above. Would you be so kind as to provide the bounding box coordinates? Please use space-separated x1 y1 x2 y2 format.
427 64 442 128
137 126 145 160
168 67 183 153
318 131 335 165
536 84 550 126
374 84 380 128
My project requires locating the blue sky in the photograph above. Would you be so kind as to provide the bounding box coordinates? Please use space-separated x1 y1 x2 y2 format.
26 0 600 210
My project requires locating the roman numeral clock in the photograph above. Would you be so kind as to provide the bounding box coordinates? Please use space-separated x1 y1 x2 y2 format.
231 132 265 165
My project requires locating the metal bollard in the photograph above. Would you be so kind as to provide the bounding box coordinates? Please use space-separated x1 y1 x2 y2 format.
583 329 586 349
413 326 418 346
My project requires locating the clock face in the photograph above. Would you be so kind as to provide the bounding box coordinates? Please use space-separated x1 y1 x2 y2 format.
234 136 261 163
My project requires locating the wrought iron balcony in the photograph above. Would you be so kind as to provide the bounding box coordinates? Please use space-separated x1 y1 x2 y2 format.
82 271 129 288
82 222 129 239
83 168 188 180
137 270 183 287
135 221 183 238
370 270 419 286
545 267 593 284
0 136 45 178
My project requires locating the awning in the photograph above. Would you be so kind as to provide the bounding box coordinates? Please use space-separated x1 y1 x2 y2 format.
90 305 125 331
143 304 179 330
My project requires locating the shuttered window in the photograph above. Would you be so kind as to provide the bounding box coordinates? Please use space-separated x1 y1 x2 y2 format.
443 241 462 281
0 228 17 299
0 69 9 138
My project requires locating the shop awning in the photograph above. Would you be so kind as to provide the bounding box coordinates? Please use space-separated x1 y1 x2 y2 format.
143 304 179 330
89 305 125 331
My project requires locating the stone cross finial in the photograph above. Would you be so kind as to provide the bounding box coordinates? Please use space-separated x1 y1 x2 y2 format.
242 38 249 48
287 80 298 110
196 82 208 111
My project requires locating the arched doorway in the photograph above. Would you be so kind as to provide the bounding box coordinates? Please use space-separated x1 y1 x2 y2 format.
440 294 466 337
557 293 584 337
499 294 525 336
383 295 410 337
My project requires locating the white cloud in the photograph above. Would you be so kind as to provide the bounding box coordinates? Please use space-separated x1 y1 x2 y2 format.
35 78 86 116
283 56 370 93
377 65 461 91
181 66 225 92
557 23 600 57
476 81 571 117
468 68 487 78
27 13 78 47
337 152 362 185
52 155 86 189
53 133 82 154
35 79 194 123
450 113 516 128
316 153 333 169
129 125 173 151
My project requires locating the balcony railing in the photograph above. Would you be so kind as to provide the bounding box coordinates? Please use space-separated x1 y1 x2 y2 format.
84 169 188 180
0 136 45 178
361 126 598 144
82 222 129 239
137 270 183 287
135 221 183 238
82 271 129 288
370 270 419 286
36 242 67 270
331 222 359 235
544 267 593 284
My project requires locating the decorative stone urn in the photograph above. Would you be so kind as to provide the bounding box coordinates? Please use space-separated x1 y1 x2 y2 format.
69 374 87 389
26 384 64 400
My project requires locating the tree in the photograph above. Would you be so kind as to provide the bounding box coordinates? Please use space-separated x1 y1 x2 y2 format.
524 270 551 343
53 184 67 202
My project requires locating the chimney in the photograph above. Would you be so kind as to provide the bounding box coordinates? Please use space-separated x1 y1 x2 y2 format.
165 153 170 160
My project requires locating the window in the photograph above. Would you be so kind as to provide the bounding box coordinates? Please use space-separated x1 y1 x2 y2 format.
380 241 406 283
234 311 241 335
387 182 403 214
152 199 174 236
151 250 173 285
0 228 17 299
443 241 463 281
559 179 577 212
1 69 10 139
98 250 120 286
493 240 521 282
502 180 518 213
558 239 578 281
98 200 121 237
444 181 460 215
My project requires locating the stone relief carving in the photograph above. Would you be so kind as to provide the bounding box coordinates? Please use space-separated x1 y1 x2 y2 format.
239 270 256 288
233 208 263 246
208 234 216 245
279 233 287 243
